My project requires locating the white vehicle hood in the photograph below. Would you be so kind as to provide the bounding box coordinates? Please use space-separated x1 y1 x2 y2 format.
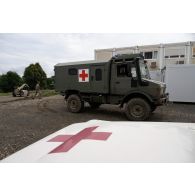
1 120 195 163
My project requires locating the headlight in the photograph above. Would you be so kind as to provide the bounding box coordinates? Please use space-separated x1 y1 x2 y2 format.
156 87 161 95
156 86 164 96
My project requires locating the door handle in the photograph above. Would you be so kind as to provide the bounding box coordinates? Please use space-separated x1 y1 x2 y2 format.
115 81 120 84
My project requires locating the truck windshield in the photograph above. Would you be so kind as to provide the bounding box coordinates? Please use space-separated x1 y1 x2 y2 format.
139 60 150 79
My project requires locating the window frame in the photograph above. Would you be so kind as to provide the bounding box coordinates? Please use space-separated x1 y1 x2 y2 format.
144 51 153 60
116 63 128 77
140 51 158 60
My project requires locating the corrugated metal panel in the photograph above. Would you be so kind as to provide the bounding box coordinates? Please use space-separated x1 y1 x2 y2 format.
165 58 186 65
165 47 185 56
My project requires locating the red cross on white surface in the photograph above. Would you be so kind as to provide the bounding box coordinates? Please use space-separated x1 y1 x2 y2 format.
78 69 89 82
48 126 112 153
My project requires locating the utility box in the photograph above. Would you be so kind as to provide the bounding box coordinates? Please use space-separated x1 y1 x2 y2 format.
165 64 195 102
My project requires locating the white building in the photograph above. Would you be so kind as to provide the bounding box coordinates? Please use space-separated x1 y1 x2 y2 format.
95 41 195 81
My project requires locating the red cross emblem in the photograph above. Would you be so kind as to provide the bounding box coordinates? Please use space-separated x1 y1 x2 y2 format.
48 126 112 153
78 69 89 82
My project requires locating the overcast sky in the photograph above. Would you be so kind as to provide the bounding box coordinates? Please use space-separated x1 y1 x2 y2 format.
0 33 195 77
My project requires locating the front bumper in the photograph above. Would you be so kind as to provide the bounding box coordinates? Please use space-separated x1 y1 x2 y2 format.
155 93 169 105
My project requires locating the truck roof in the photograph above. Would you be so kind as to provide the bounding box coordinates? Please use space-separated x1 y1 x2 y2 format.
55 59 108 67
54 54 143 67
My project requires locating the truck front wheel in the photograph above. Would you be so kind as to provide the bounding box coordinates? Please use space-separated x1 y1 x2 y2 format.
67 94 84 113
125 98 151 121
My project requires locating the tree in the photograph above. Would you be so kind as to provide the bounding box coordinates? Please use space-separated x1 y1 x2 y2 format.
46 76 55 89
23 63 47 89
0 71 23 92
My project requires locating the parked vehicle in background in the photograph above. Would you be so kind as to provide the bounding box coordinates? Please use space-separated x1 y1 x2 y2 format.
12 83 30 97
55 54 168 121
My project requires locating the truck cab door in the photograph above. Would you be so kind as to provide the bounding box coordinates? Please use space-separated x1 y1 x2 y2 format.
110 61 138 95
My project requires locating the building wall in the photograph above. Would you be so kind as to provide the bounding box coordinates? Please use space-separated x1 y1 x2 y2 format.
95 42 195 72
192 42 195 63
95 50 112 61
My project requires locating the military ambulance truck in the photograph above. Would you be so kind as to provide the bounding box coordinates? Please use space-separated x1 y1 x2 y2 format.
54 54 168 121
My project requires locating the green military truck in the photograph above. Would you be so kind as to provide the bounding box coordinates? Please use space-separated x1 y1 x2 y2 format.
54 54 168 121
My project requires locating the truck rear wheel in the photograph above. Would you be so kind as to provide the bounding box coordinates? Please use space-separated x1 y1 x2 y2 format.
125 98 151 121
67 94 84 113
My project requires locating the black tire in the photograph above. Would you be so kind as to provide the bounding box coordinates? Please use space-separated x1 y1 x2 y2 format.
89 102 101 109
67 94 84 113
125 98 151 121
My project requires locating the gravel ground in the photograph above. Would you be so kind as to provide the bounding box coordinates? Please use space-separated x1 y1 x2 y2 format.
1 95 195 160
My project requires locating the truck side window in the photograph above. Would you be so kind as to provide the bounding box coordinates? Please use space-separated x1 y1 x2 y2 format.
68 68 77 75
95 69 102 81
117 64 127 77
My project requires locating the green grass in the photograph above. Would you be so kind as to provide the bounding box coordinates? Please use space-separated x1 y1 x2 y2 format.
0 92 12 96
41 90 58 97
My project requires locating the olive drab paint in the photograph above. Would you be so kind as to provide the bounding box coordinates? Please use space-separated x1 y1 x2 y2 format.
54 54 168 120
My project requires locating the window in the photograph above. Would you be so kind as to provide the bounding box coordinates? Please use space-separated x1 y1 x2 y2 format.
153 51 158 59
117 64 128 77
144 52 153 59
170 55 179 58
95 69 102 81
68 68 77 75
176 60 184 64
141 51 158 59
165 55 185 59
